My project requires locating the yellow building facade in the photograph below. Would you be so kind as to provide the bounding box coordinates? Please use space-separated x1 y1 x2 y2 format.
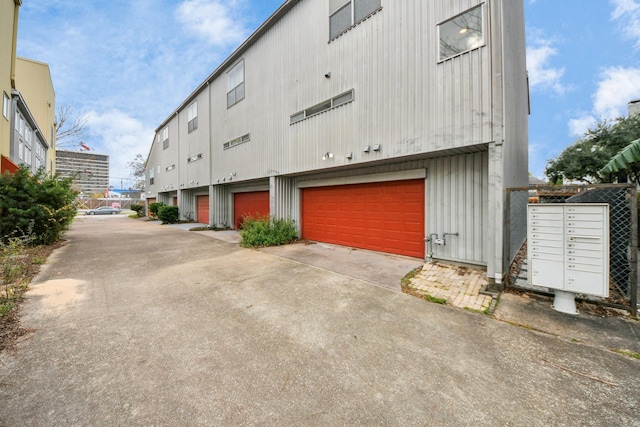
15 57 56 173
0 0 56 175
0 0 21 173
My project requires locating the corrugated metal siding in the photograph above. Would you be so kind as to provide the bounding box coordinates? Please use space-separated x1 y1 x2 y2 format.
211 185 231 228
179 191 195 221
207 0 493 182
270 176 298 224
426 151 488 265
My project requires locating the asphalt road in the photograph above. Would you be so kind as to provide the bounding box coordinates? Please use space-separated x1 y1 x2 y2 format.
0 216 638 426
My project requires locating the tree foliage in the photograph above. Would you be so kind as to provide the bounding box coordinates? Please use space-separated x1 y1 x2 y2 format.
157 206 179 224
545 114 640 184
0 167 77 245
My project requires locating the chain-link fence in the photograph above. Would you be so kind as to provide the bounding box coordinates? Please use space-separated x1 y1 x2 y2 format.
506 184 638 316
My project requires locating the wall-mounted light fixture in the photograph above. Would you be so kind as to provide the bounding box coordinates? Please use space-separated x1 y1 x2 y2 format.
324 72 331 79
322 152 334 160
363 145 371 153
346 152 353 160
373 144 381 152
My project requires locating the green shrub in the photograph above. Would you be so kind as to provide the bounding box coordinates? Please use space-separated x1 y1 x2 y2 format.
0 166 76 245
130 204 145 217
157 205 179 224
148 202 165 218
240 216 298 247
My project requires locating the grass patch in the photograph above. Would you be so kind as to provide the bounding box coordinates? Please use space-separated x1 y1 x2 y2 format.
464 305 492 316
189 226 228 232
1 241 58 352
612 349 640 360
400 267 421 289
425 295 447 304
0 302 15 317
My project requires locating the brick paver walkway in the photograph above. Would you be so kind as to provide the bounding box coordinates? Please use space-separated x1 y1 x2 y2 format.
404 262 494 313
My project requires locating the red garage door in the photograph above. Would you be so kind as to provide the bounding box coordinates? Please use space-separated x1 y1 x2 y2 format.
146 198 156 217
197 195 209 224
234 191 270 229
302 179 425 258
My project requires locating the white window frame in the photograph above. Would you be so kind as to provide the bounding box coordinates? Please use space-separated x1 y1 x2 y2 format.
290 89 355 124
227 60 245 108
438 4 485 62
2 92 9 119
188 101 198 133
330 0 381 41
162 127 169 150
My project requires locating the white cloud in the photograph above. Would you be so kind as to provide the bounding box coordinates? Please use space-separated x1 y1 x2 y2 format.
176 0 248 47
611 0 640 47
566 67 640 137
86 110 155 187
568 113 597 137
592 66 640 119
526 32 568 95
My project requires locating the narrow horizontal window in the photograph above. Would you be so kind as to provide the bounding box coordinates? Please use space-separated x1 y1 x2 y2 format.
438 4 484 61
306 100 332 117
290 89 355 124
223 133 251 150
187 153 203 163
332 90 353 107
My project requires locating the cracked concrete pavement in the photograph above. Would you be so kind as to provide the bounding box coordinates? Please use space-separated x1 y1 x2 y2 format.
0 216 638 426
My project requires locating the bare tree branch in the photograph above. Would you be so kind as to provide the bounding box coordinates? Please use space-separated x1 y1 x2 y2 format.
55 104 89 149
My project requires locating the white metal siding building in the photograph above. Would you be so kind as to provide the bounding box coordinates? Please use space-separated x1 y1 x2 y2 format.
144 0 528 284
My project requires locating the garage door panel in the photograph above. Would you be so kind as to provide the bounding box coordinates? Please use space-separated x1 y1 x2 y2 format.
234 191 269 229
302 179 425 258
197 196 209 224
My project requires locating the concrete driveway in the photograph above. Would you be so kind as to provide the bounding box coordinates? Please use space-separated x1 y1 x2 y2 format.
0 216 638 426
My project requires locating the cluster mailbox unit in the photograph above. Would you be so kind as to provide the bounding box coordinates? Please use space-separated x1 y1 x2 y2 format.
527 204 610 314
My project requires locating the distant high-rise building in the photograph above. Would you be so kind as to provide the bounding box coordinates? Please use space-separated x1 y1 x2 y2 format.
56 150 109 195
629 99 640 117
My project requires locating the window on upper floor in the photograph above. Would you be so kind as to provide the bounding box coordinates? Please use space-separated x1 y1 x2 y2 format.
290 89 355 124
149 167 155 185
438 4 484 61
227 60 245 108
223 133 251 150
188 101 198 133
162 127 169 150
3 92 9 119
329 0 381 40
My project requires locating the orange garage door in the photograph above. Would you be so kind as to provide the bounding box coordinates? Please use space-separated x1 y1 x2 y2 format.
197 195 209 223
234 191 270 229
302 179 425 258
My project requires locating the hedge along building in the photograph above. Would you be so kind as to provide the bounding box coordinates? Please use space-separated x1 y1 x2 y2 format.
144 0 529 284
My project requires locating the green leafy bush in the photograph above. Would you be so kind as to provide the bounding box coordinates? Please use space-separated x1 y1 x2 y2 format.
0 166 76 245
157 205 179 224
130 204 145 217
240 216 298 247
148 202 165 218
